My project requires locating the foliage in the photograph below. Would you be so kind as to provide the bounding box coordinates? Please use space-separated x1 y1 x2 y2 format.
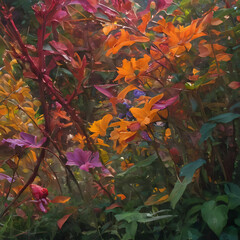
0 0 239 239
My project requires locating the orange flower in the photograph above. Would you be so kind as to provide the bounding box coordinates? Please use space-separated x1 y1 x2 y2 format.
164 128 171 141
72 133 86 149
153 14 213 56
130 94 166 127
110 119 137 153
110 85 139 114
121 159 134 171
114 54 151 83
106 29 149 56
89 114 113 139
96 138 110 147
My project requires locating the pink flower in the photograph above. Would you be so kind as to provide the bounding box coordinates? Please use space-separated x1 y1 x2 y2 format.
66 148 103 172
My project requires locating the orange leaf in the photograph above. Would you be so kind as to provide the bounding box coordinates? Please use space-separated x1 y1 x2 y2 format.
12 185 24 195
57 214 72 229
198 41 212 57
138 12 151 33
116 194 126 200
211 18 223 25
0 106 8 116
51 196 71 204
144 193 169 206
216 53 232 62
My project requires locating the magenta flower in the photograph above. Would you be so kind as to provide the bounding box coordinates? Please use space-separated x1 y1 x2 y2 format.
30 184 50 213
66 148 103 172
2 132 46 149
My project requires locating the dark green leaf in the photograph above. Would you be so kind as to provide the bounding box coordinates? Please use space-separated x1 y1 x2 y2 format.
201 200 228 236
234 217 240 227
199 122 216 144
179 159 206 180
220 226 238 240
187 228 202 240
166 5 178 14
209 113 240 124
224 183 240 209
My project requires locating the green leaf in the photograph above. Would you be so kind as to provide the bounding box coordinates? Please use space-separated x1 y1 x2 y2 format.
214 8 235 18
224 183 240 209
199 122 216 144
220 226 238 240
166 5 178 14
137 214 173 223
234 217 240 226
186 205 202 220
122 221 138 240
117 154 157 177
169 159 206 209
201 200 228 236
115 211 173 223
169 178 190 209
187 228 202 240
209 113 240 124
115 212 147 223
180 0 191 7
216 195 229 204
179 159 206 180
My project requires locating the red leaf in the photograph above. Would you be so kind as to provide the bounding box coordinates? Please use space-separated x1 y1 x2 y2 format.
106 203 122 210
69 0 98 13
16 208 27 219
94 85 116 98
23 72 38 80
57 214 72 229
229 81 240 89
128 122 140 131
50 41 68 51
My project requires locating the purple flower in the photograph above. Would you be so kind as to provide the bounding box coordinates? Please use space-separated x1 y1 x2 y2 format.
133 90 146 99
0 173 15 183
141 131 152 141
2 132 46 149
123 102 131 109
66 148 103 172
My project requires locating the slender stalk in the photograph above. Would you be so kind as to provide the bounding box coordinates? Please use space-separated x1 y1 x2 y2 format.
17 105 83 197
0 142 48 219
4 156 20 204
93 180 114 204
